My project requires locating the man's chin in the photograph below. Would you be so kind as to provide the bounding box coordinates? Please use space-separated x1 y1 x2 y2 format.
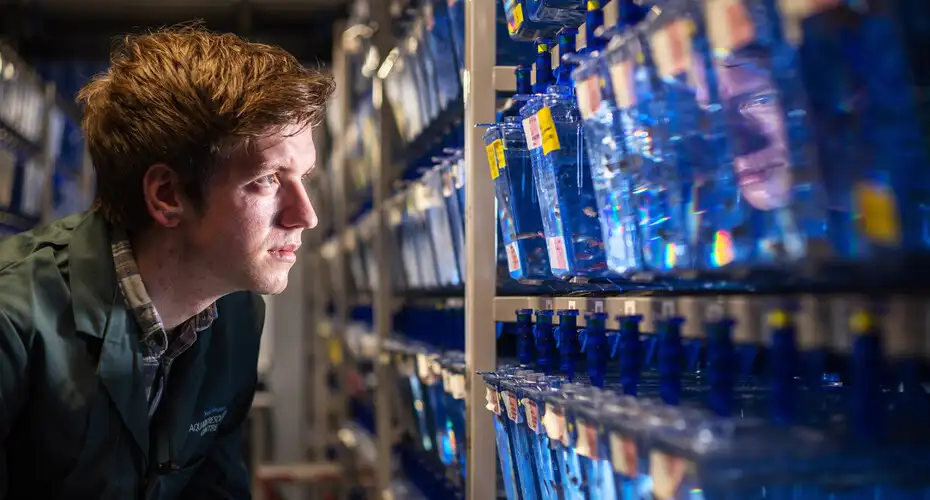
249 275 289 295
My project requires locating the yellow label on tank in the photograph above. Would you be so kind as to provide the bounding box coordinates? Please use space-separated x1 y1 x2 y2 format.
854 181 901 246
493 139 506 171
508 3 525 35
537 107 561 155
486 142 499 179
588 0 601 10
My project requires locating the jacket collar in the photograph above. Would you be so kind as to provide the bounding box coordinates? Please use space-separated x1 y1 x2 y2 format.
69 211 150 458
69 211 121 339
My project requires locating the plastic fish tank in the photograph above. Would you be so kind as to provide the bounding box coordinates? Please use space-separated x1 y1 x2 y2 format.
383 39 431 143
411 180 443 289
526 0 586 26
408 17 441 127
448 152 468 280
345 225 368 294
572 50 645 277
595 22 693 275
688 0 930 278
440 354 468 485
484 370 524 500
521 88 612 281
502 0 571 42
422 165 463 287
484 122 555 282
422 0 462 108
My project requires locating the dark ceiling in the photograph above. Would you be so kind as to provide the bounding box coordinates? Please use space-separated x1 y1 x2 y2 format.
0 0 348 65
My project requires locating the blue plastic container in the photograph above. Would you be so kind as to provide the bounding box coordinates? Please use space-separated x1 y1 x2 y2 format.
423 165 463 287
522 87 612 280
572 51 645 276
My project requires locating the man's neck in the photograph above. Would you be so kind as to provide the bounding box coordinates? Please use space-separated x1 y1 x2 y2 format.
130 231 222 331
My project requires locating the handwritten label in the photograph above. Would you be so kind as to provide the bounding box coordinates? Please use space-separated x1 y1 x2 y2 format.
650 451 690 500
650 19 696 82
706 0 756 52
486 387 501 415
502 391 520 422
523 399 542 434
547 236 569 270
543 403 565 441
523 114 543 150
610 432 639 476
537 107 561 155
609 58 637 109
506 242 521 273
576 76 602 120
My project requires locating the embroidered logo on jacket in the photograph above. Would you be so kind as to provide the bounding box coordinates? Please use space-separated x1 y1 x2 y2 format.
190 406 228 436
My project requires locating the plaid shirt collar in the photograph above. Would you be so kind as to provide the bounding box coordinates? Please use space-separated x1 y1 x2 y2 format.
110 228 217 361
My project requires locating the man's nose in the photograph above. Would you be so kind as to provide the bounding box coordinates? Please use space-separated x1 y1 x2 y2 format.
280 181 318 230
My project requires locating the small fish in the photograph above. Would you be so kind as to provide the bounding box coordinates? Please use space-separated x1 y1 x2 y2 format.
575 252 596 261
587 261 609 272
573 234 595 244
516 232 543 241
583 206 598 218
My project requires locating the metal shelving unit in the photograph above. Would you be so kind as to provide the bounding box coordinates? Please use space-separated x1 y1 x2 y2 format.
312 1 626 499
0 43 93 229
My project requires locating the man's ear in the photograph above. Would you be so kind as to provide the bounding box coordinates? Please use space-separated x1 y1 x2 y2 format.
142 163 185 228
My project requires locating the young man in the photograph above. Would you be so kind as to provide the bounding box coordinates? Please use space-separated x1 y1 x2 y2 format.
0 25 334 499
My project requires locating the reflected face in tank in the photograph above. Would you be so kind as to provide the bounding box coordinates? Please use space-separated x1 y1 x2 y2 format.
715 59 792 211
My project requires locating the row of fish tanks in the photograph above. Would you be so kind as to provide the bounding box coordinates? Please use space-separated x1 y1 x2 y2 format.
332 0 930 497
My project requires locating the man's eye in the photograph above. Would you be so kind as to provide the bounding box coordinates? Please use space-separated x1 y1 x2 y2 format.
256 174 279 187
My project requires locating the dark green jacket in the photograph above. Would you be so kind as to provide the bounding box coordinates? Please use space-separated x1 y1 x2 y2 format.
0 212 265 499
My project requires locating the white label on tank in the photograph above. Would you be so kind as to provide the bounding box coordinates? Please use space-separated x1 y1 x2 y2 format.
523 399 542 434
547 236 569 271
610 432 639 476
506 242 521 273
522 114 543 150
609 58 637 109
624 300 637 315
485 387 501 415
706 0 757 51
543 403 565 442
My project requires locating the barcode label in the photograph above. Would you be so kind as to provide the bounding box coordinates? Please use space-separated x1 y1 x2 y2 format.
537 107 561 155
506 242 521 272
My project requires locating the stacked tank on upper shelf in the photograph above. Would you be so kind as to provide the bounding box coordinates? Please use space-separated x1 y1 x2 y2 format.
483 0 930 290
0 49 90 236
